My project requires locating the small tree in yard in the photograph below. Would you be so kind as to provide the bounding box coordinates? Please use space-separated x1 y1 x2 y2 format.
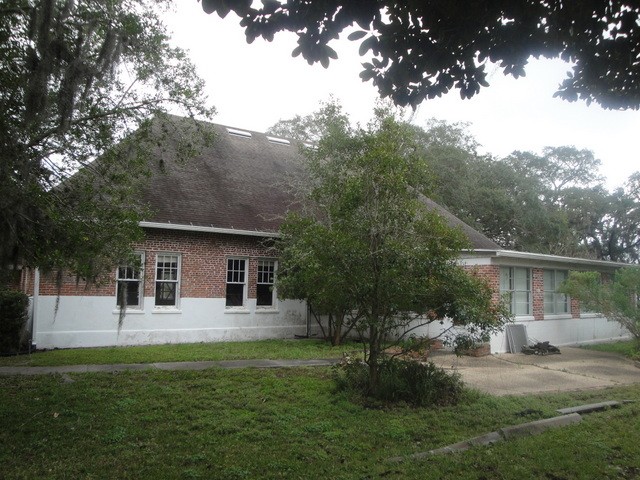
277 216 357 346
276 111 509 397
560 268 640 351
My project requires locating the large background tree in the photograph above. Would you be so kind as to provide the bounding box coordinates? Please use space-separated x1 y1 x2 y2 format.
270 104 640 262
1 0 213 280
200 0 640 109
275 110 508 394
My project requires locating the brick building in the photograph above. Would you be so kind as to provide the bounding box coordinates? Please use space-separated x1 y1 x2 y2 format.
26 119 629 351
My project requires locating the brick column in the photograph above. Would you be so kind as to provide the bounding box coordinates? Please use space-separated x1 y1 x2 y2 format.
570 298 580 318
532 268 544 320
247 258 257 299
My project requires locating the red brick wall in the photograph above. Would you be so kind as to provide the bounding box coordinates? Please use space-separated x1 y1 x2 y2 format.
570 297 581 318
465 265 501 304
38 228 276 299
532 268 544 320
38 270 115 296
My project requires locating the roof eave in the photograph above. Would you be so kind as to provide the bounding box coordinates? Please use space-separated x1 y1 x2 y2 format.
463 249 630 269
139 221 280 238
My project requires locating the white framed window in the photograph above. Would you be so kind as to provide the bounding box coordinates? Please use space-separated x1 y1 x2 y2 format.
500 267 531 316
544 269 569 314
116 252 144 309
257 259 276 307
155 253 181 307
226 258 246 307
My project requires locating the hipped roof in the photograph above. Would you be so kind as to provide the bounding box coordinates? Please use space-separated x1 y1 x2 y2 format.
140 118 501 250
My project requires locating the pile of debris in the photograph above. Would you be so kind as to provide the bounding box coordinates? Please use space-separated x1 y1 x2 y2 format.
521 341 561 355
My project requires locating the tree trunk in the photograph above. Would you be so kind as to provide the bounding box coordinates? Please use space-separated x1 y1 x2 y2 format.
330 312 345 346
367 323 380 395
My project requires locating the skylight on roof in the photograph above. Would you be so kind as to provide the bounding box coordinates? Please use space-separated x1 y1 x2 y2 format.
266 136 290 146
227 127 252 138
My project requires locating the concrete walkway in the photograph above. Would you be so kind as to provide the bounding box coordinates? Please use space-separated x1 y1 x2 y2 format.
1 347 638 396
429 346 640 395
0 358 337 376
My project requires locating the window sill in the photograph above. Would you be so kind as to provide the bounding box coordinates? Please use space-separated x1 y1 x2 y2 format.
256 308 279 314
225 307 250 314
580 313 601 318
543 314 573 321
514 315 535 322
152 308 182 314
112 309 145 315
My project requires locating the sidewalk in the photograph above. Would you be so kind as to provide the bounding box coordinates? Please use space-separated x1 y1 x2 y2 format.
1 347 638 396
0 358 338 376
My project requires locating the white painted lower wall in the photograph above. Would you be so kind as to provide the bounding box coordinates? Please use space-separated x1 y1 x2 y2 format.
398 316 629 354
33 295 311 349
32 295 631 352
489 315 630 353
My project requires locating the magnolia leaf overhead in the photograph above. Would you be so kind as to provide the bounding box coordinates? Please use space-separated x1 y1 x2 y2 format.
200 0 640 110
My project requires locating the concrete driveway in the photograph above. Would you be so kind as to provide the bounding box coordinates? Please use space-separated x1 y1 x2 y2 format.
429 346 640 396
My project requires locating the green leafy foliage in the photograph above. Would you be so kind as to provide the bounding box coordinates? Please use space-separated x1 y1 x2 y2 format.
270 106 640 261
200 1 640 110
276 106 509 396
560 268 640 349
0 0 214 280
267 96 350 144
334 357 464 407
0 289 29 354
412 121 640 261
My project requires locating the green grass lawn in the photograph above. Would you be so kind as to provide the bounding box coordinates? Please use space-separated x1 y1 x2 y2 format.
1 367 639 479
582 340 639 359
0 339 363 367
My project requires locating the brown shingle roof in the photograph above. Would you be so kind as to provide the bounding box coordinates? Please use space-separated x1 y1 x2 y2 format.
142 121 304 233
419 196 501 250
141 118 500 250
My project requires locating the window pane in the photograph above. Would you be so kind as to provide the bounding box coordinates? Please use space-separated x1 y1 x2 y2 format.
155 282 176 306
557 270 567 283
500 268 511 291
117 281 141 307
500 267 531 315
227 259 246 283
118 266 135 280
544 270 569 315
501 292 513 314
543 292 554 313
556 295 568 313
257 284 273 306
514 291 530 315
226 283 244 307
514 302 529 316
514 268 529 290
258 260 275 284
157 258 178 280
116 253 143 308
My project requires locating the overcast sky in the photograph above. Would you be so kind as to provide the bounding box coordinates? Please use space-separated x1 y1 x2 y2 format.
165 2 640 189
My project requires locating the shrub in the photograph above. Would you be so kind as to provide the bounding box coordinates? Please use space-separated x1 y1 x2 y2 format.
334 357 464 407
0 289 29 354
